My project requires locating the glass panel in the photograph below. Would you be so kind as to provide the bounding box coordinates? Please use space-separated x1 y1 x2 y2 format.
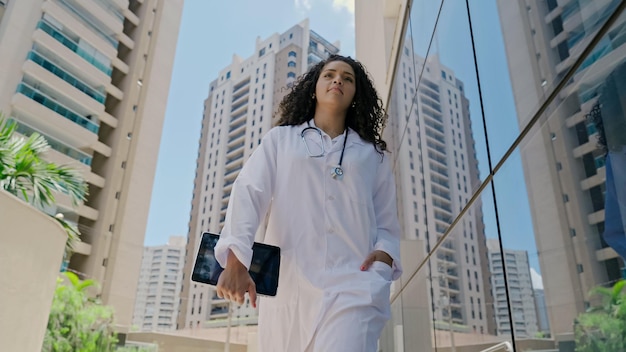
383 0 626 350
471 0 624 165
16 82 99 133
493 8 626 350
37 19 113 76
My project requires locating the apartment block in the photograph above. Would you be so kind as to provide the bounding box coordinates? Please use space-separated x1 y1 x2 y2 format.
132 236 185 332
0 0 183 329
387 43 490 335
177 19 339 330
486 239 538 338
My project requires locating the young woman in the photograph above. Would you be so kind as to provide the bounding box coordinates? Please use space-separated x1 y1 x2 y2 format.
214 54 402 351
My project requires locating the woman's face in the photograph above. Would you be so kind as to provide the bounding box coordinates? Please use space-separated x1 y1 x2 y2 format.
314 60 356 112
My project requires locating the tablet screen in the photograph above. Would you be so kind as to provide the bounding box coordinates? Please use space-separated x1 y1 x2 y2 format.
191 232 280 296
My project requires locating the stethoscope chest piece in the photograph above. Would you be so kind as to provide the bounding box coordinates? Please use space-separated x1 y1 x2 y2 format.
331 166 344 180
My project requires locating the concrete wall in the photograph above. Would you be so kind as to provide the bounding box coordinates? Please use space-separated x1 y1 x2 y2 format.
0 190 67 351
126 331 248 352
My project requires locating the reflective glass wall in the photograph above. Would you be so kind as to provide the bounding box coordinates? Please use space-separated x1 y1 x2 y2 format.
379 0 626 351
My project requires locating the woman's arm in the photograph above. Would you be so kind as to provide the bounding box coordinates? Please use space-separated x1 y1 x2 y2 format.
368 153 403 280
214 127 279 268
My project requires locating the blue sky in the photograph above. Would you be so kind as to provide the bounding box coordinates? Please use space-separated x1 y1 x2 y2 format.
144 0 543 284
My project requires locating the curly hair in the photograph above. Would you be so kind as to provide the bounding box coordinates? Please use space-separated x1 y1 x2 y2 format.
276 55 388 154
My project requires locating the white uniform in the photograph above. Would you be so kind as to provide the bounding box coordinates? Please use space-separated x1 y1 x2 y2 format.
215 119 402 352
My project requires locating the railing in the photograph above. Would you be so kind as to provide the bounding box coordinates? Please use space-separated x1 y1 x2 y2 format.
13 120 92 165
233 78 250 93
224 165 243 178
226 141 245 154
16 82 99 133
28 51 106 104
92 0 124 22
228 120 246 132
37 20 112 76
480 341 513 352
57 0 118 48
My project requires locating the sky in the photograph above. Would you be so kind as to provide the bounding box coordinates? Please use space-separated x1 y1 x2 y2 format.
144 0 543 278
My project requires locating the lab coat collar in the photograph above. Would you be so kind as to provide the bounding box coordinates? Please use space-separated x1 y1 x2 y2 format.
304 119 365 146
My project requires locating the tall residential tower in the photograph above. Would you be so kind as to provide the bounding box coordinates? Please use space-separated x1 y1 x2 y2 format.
132 236 186 332
388 43 491 335
486 239 538 338
0 0 183 329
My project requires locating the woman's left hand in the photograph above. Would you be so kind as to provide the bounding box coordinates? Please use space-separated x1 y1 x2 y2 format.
360 250 393 271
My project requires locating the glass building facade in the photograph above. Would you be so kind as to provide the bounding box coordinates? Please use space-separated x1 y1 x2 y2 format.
358 0 626 351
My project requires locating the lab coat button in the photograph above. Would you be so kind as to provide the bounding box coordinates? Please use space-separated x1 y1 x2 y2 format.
327 228 334 233
328 195 335 201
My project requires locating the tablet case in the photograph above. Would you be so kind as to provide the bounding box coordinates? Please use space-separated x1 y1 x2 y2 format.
191 232 280 296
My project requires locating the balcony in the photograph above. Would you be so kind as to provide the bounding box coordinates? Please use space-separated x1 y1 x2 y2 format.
36 20 112 76
16 83 99 134
233 78 250 94
13 120 92 166
227 141 245 155
27 51 106 104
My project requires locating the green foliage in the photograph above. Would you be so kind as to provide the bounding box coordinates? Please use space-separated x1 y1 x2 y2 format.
575 279 626 352
0 116 88 254
43 272 119 352
115 346 157 352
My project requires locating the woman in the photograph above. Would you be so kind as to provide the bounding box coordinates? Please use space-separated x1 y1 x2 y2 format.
214 55 402 351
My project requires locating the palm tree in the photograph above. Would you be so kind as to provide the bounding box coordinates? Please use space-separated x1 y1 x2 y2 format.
0 116 88 254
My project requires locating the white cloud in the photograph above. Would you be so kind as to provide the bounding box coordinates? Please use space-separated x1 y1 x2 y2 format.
295 0 312 12
530 268 544 290
332 0 355 14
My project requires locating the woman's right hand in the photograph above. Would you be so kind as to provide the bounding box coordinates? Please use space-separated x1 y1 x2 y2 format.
216 250 257 308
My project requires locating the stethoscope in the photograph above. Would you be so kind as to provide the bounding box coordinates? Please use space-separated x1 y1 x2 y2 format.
301 121 349 180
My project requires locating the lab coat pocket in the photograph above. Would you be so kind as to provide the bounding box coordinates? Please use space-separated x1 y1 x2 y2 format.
370 260 393 282
369 261 392 317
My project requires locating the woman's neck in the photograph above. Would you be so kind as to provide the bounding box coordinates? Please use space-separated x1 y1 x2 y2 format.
313 110 346 139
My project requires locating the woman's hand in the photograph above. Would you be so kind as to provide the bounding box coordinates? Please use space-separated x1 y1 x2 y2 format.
216 250 257 308
360 250 393 271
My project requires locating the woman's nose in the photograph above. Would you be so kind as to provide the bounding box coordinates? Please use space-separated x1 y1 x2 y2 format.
333 77 343 85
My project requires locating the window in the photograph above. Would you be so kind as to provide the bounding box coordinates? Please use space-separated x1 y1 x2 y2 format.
288 61 296 67
259 48 265 57
288 50 296 57
287 72 296 78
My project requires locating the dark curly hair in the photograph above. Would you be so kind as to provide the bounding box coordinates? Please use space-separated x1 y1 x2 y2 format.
276 55 388 154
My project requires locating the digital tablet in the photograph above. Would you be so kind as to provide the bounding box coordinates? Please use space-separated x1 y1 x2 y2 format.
191 232 280 296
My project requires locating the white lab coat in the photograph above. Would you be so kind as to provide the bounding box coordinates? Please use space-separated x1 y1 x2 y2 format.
215 119 402 352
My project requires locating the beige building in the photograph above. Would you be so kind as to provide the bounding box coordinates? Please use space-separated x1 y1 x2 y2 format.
388 47 491 335
496 0 626 338
486 239 538 338
0 0 183 331
133 236 186 332
178 19 340 330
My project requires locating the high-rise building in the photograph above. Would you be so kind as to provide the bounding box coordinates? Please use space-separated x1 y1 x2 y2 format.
177 19 339 330
133 236 185 332
496 0 625 336
0 0 183 329
533 288 550 335
387 42 490 335
486 239 538 338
